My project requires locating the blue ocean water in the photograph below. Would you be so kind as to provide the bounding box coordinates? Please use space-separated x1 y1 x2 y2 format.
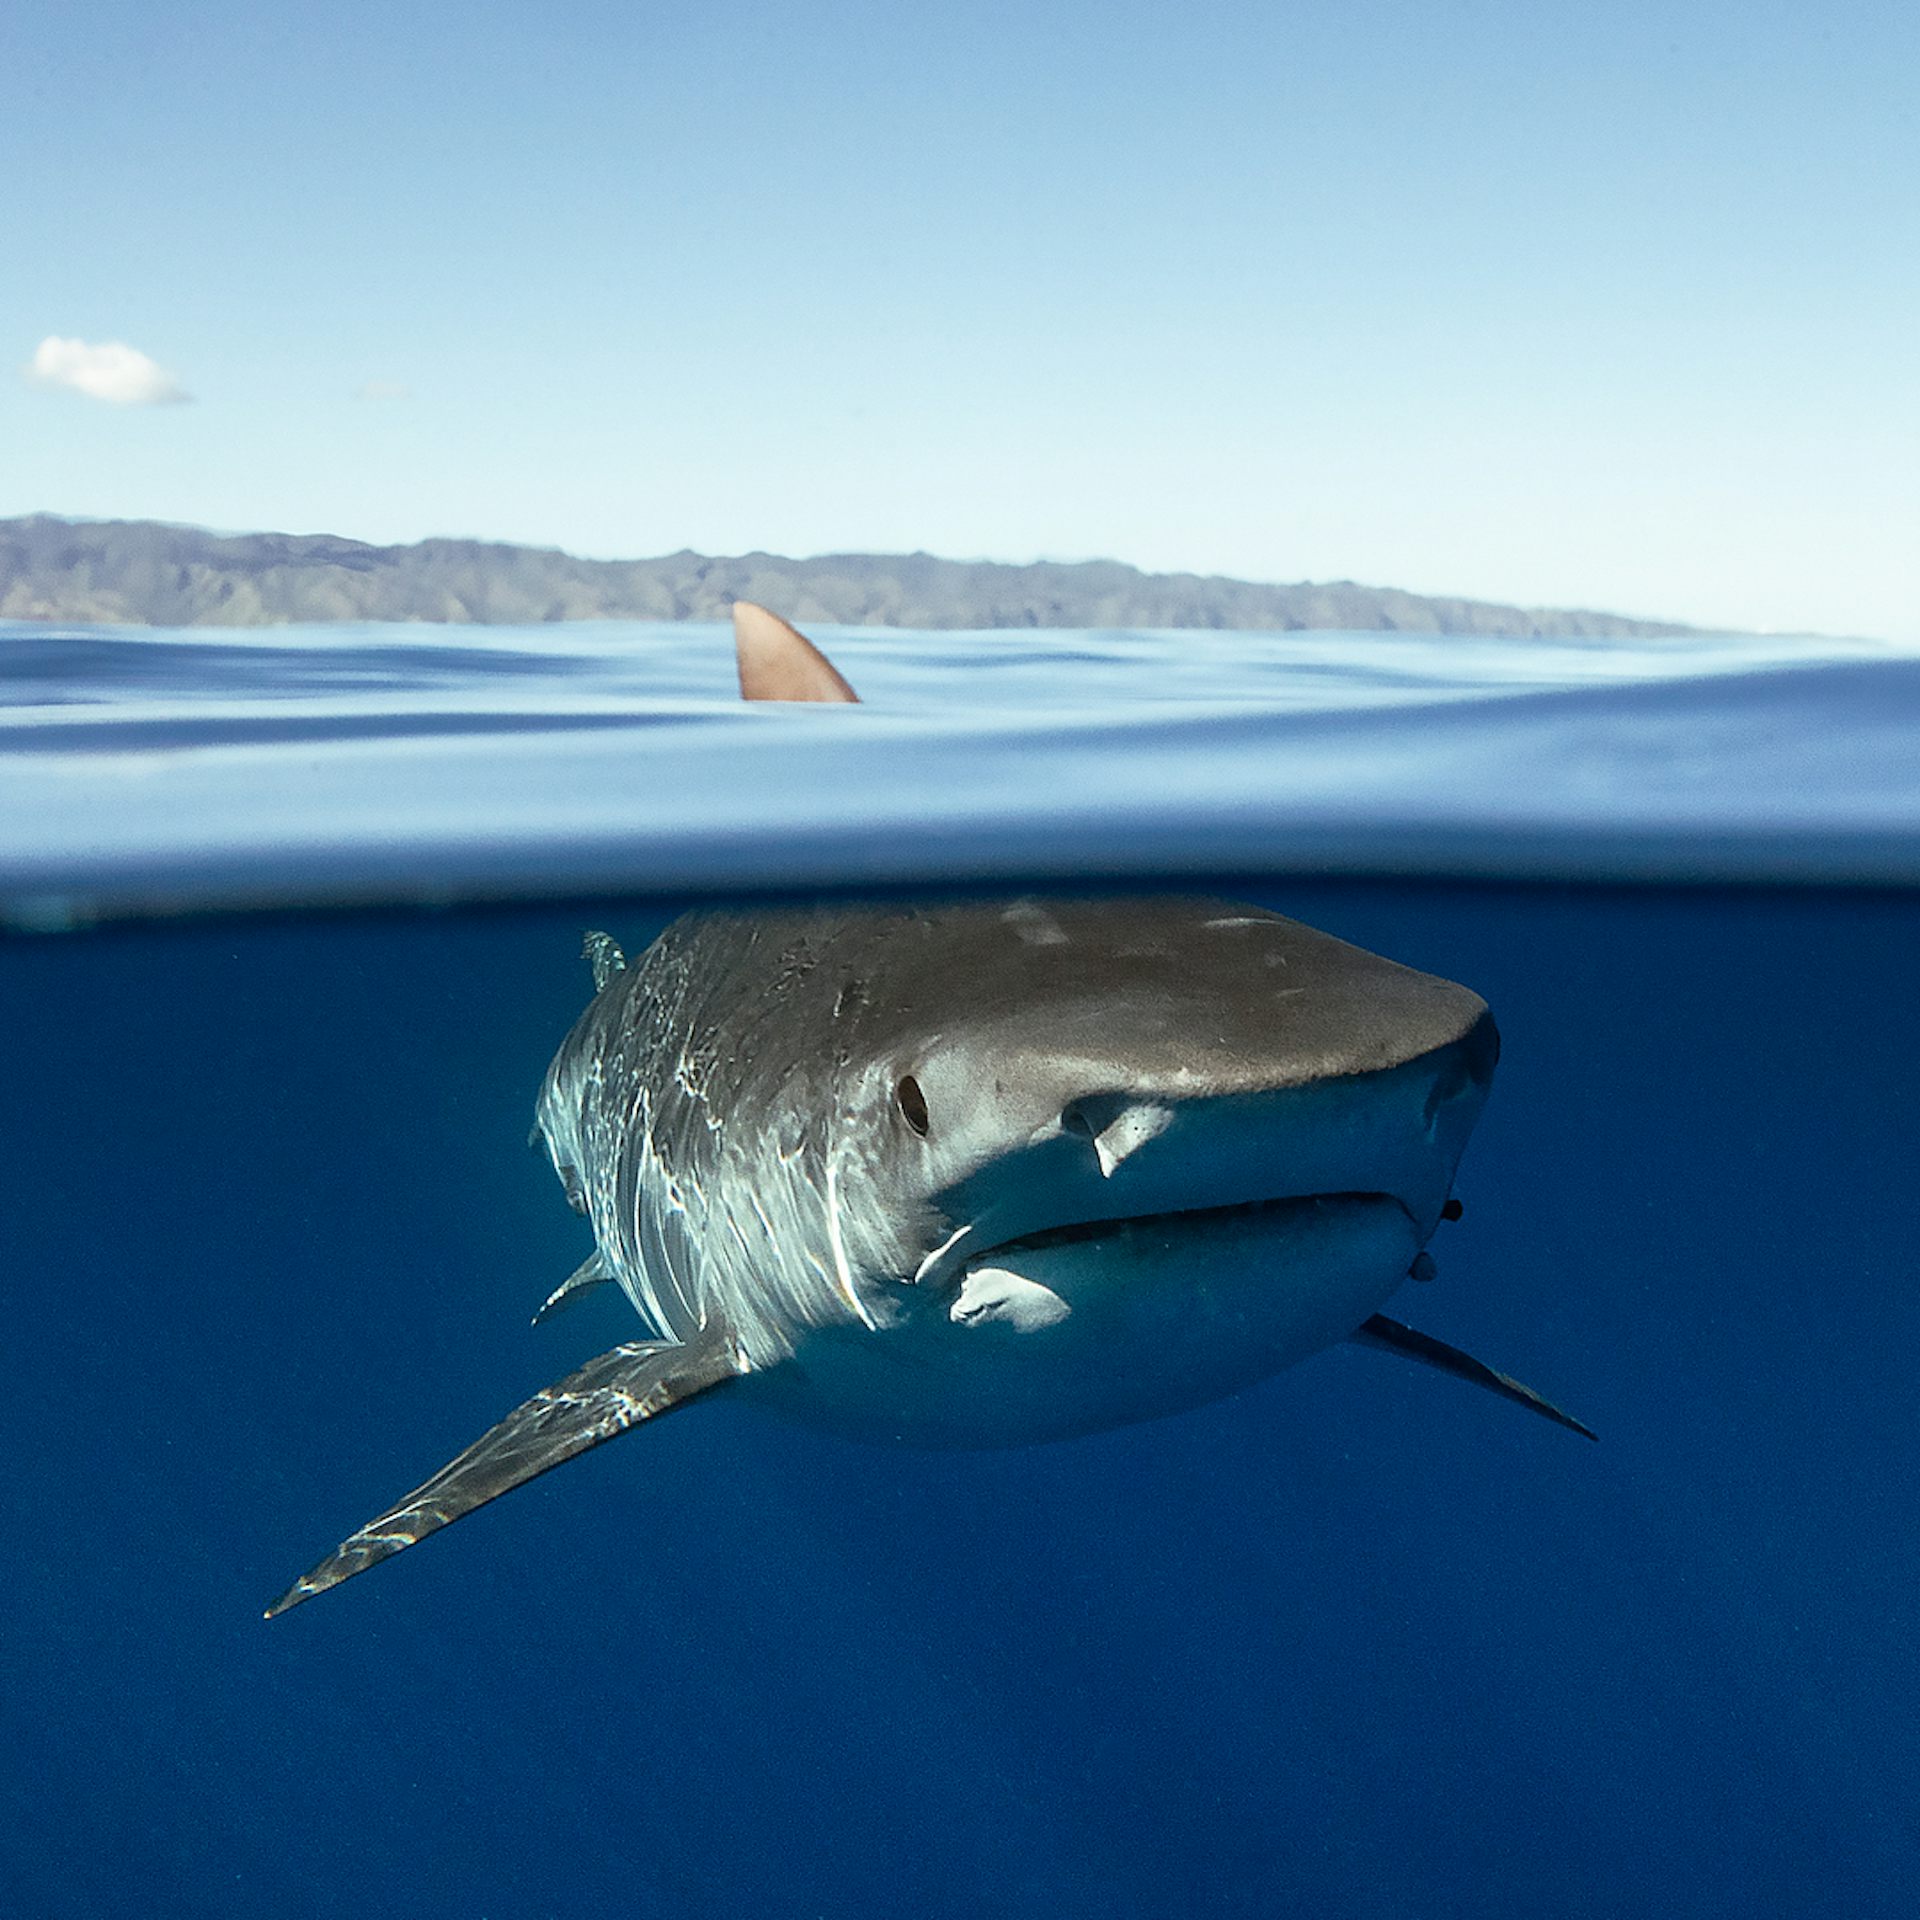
4 621 1919 1918
5 619 1920 918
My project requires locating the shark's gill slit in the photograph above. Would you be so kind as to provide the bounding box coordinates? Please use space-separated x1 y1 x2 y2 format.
265 606 1593 1620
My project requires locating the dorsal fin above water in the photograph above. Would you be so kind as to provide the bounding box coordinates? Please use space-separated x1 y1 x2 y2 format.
265 1326 747 1617
1353 1313 1597 1441
733 601 861 703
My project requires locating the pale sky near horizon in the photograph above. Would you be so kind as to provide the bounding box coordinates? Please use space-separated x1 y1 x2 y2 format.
5 1 1915 638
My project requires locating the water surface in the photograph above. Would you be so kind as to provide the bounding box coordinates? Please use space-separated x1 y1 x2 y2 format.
4 619 1919 923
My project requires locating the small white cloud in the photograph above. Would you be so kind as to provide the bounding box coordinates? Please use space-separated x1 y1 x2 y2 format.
353 379 411 401
25 334 191 405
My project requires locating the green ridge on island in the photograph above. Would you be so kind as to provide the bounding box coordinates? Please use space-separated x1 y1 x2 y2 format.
0 514 1697 637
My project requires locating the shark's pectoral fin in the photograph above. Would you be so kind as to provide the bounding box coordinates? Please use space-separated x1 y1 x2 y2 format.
265 1328 746 1618
531 1251 614 1325
1353 1313 1597 1442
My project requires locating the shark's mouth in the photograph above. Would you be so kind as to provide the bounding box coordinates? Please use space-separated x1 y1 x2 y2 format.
941 1188 1426 1343
974 1188 1417 1261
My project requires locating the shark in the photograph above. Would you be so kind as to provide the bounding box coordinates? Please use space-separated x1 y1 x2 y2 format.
266 606 1590 1618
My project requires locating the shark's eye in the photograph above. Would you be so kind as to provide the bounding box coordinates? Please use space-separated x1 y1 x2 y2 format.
895 1074 931 1136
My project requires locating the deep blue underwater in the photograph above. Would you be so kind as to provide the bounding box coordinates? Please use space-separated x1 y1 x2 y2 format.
6 881 1918 1918
3 621 1919 1918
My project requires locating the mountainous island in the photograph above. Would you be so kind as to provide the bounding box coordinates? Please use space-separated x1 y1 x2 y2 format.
0 514 1695 637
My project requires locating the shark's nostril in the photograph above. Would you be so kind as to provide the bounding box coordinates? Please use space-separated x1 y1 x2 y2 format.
1424 1062 1467 1126
1058 1097 1175 1175
1464 1011 1501 1087
1425 1016 1498 1129
1060 1092 1133 1141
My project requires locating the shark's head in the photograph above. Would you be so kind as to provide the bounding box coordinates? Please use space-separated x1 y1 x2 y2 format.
746 895 1497 1441
834 899 1491 1259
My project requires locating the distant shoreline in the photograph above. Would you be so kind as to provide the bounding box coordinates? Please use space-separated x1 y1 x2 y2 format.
0 513 1699 638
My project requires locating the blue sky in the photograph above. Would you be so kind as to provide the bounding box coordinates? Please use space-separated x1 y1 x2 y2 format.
5 0 1915 637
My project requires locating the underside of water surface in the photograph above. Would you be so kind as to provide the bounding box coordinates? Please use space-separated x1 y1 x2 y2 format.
4 874 1917 1920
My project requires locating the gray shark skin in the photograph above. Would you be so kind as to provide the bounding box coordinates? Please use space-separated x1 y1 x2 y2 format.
266 605 1590 1618
268 894 1591 1618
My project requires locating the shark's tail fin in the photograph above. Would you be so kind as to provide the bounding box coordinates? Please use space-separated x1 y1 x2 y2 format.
265 1326 746 1617
733 601 860 703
